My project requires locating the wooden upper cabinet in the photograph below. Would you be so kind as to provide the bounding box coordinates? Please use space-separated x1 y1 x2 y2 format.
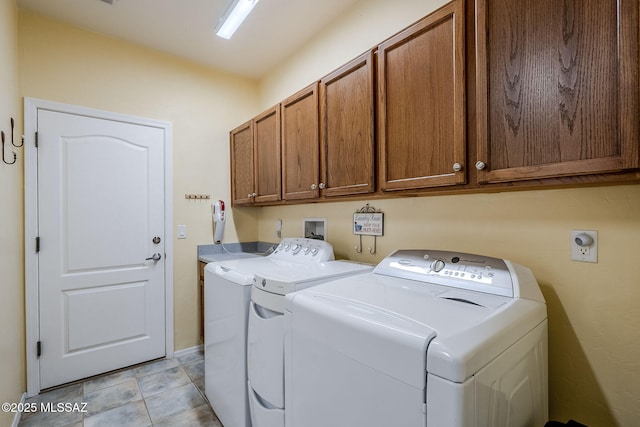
282 82 320 200
320 51 376 197
378 0 466 191
253 106 281 203
230 106 281 206
230 120 254 206
475 0 640 183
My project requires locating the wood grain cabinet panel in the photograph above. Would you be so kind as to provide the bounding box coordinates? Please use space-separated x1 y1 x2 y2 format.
282 83 320 200
230 121 254 206
320 51 375 197
378 0 466 191
230 106 282 206
254 106 281 203
475 0 640 183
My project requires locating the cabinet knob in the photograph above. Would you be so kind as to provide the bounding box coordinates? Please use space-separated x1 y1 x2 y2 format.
452 163 463 172
319 182 326 189
475 161 486 170
252 193 257 197
247 193 252 198
311 184 317 190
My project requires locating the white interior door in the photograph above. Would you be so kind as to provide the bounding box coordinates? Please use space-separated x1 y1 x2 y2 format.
37 109 167 389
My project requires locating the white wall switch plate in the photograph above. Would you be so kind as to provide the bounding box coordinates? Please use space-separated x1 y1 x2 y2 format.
571 230 597 263
177 224 187 239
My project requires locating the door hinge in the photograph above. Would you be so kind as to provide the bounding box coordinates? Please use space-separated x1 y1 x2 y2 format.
37 341 41 358
35 237 40 253
35 131 38 148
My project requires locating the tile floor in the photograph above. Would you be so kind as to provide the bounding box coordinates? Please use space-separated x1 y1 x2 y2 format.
18 348 221 427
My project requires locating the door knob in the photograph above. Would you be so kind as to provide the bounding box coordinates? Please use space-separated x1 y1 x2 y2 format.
146 253 162 262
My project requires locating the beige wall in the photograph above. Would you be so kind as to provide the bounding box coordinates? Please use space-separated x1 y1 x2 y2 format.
18 9 262 353
255 0 640 426
0 0 24 425
258 187 640 426
7 1 640 427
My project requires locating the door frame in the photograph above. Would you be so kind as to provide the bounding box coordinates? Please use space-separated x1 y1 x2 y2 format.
24 97 174 397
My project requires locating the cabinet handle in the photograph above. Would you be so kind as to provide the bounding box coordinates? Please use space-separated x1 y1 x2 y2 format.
311 184 317 190
452 163 463 172
319 182 326 189
475 161 486 171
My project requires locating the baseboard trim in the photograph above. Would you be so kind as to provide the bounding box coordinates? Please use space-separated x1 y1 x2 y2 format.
11 393 26 427
173 344 203 358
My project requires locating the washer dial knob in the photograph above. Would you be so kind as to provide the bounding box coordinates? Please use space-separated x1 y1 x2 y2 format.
431 259 446 272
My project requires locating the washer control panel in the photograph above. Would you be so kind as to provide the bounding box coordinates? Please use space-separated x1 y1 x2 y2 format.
374 250 514 297
269 237 334 263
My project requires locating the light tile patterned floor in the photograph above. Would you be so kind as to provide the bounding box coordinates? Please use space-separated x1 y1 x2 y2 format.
18 348 220 427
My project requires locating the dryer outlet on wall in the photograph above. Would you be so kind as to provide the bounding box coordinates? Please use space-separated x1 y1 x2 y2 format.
571 230 597 263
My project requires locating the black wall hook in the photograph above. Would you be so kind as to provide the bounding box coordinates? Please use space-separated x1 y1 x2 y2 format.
11 118 22 147
2 130 17 165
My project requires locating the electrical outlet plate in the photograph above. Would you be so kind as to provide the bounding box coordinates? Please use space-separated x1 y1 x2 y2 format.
571 230 598 263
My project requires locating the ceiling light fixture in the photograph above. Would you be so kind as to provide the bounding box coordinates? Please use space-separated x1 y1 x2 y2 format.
215 0 260 40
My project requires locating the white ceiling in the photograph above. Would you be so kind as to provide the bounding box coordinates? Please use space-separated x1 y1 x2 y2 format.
16 0 361 80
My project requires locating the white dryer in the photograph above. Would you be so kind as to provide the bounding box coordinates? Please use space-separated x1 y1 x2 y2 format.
204 238 334 427
247 260 373 427
284 249 548 427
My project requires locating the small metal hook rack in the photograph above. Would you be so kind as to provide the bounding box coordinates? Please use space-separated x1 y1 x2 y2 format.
2 117 21 166
353 203 384 255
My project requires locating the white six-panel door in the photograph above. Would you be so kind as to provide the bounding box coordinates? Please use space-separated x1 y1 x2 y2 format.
28 104 171 391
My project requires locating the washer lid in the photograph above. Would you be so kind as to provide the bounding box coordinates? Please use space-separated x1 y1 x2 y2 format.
206 258 278 285
286 272 546 383
287 289 437 390
253 260 373 295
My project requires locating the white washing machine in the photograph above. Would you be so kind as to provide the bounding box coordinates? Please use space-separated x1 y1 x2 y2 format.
247 260 373 427
284 249 548 427
204 238 334 427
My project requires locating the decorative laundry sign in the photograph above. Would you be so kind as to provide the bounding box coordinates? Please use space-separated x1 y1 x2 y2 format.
353 212 384 236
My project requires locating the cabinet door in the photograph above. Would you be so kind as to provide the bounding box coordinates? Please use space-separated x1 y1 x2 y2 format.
254 106 281 203
230 120 255 206
282 83 320 200
320 51 375 197
378 0 466 191
475 0 640 183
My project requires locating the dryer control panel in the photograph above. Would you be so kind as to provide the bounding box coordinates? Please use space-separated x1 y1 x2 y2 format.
269 237 335 263
374 250 514 297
